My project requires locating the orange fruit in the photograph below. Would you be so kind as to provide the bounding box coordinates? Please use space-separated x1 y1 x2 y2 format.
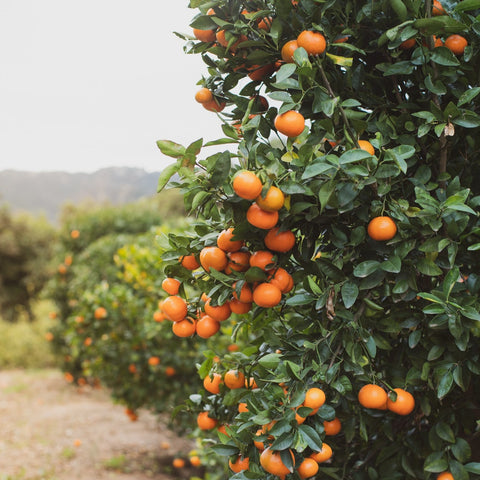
260 448 294 479
253 283 282 308
162 278 181 296
232 282 254 303
245 377 258 389
432 0 446 15
323 417 342 435
387 388 415 415
226 251 251 273
281 40 299 63
70 229 80 239
165 366 176 377
238 402 249 413
303 387 326 409
264 227 296 252
193 28 216 43
229 299 252 314
254 429 266 450
172 318 196 337
297 30 327 55
269 268 293 293
444 34 468 55
204 372 223 394
310 443 333 463
248 63 275 81
195 88 213 104
45 332 54 341
250 250 276 270
274 111 305 137
203 97 226 112
125 407 138 421
84 337 92 346
58 264 67 275
217 424 229 436
297 458 319 479
217 228 244 252
153 310 166 322
190 456 201 467
358 384 388 409
64 255 73 266
196 315 221 338
229 456 250 473
228 343 240 352
247 203 279 229
180 254 200 270
233 170 263 200
197 411 218 430
367 216 397 241
358 140 375 154
94 307 107 319
400 38 416 50
437 473 454 480
200 246 228 272
204 298 232 321
256 186 285 212
148 356 160 366
162 296 188 322
224 369 246 389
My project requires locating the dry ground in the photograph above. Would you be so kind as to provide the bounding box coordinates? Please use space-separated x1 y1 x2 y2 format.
0 369 199 480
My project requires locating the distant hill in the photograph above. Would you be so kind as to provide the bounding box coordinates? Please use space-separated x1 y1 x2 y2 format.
0 167 161 223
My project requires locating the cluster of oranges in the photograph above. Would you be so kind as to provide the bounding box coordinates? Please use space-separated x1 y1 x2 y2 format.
358 384 415 415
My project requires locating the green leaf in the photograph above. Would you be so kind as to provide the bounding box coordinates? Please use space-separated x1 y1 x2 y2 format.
454 0 480 11
302 157 337 179
437 370 454 399
339 149 372 164
319 180 336 212
435 422 455 443
341 282 359 309
258 353 282 369
467 242 480 251
425 74 447 95
380 255 402 273
457 86 480 106
413 17 466 35
326 52 353 67
270 431 294 450
157 164 179 192
424 452 448 472
276 63 297 83
353 260 380 278
297 424 324 451
431 47 461 66
417 258 443 276
465 462 480 474
451 438 472 463
209 151 231 187
210 444 239 456
156 140 186 158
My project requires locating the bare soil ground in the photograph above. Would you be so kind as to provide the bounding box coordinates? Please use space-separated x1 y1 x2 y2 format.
0 369 199 480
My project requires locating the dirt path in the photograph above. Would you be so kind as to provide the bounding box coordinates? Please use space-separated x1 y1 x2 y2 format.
0 369 198 480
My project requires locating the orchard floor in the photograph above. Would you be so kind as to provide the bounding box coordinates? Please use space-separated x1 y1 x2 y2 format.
0 369 199 480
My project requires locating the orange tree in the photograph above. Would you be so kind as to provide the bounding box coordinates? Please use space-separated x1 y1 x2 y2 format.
156 0 480 478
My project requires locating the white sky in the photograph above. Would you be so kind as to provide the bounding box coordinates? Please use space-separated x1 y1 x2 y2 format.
0 0 224 173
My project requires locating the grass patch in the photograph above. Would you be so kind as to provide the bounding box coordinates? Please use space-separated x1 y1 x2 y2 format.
0 300 58 369
103 454 128 471
60 447 76 460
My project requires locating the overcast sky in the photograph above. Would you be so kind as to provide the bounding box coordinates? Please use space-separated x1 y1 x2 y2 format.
0 0 224 173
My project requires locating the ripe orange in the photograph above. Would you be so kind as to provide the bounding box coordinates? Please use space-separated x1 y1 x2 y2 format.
94 307 107 319
45 332 54 341
200 246 228 272
229 456 250 473
248 63 275 81
264 227 296 252
323 417 342 435
232 282 254 303
250 250 276 270
297 458 319 479
193 28 216 43
224 369 246 389
84 337 92 347
281 39 299 63
254 429 266 450
195 88 213 104
226 251 251 273
238 402 249 413
400 38 416 50
204 299 232 321
437 472 454 480
162 296 188 322
196 315 221 338
432 0 446 15
203 97 226 112
217 228 244 252
303 387 326 409
358 384 388 409
297 30 327 55
228 343 239 352
203 372 223 394
274 111 305 137
444 34 468 55
387 388 415 415
125 407 138 421
58 264 67 275
64 255 73 266
180 254 200 270
161 277 181 296
260 448 294 479
310 443 333 463
70 229 80 239
367 216 397 241
197 411 218 430
247 203 279 230
148 356 160 366
165 366 176 377
358 140 375 154
253 283 282 308
153 310 165 322
269 268 293 293
229 298 252 314
233 170 263 200
256 186 285 212
172 318 196 337
189 456 202 467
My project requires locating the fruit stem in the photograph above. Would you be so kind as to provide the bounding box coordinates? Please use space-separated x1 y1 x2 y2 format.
317 62 360 148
